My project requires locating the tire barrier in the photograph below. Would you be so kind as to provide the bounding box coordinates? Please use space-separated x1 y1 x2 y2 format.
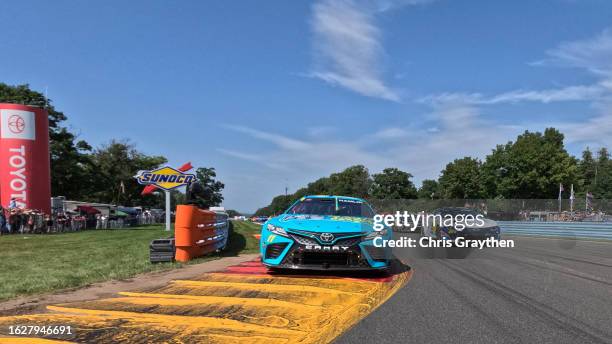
149 238 176 263
174 205 229 262
0 259 412 343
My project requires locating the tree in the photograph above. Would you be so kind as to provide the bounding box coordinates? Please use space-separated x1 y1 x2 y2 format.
192 167 225 208
0 83 95 199
255 166 372 216
481 128 579 199
226 209 241 217
590 147 612 199
370 168 417 199
88 140 167 206
438 157 485 199
293 177 331 200
267 195 293 215
306 177 331 195
327 165 371 198
418 179 440 199
579 148 597 193
597 147 609 163
0 83 65 128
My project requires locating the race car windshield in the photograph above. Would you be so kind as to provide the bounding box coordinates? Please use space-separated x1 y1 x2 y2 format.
435 207 482 216
286 198 374 218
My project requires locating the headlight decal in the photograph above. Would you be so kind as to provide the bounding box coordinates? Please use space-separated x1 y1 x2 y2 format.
266 223 288 237
364 228 388 240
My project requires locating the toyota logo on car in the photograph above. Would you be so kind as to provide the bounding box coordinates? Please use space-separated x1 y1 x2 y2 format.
320 233 334 242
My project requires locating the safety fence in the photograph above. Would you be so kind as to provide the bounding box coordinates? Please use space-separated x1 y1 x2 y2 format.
95 214 165 229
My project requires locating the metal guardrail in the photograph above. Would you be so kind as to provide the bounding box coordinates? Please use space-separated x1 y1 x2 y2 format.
498 221 612 240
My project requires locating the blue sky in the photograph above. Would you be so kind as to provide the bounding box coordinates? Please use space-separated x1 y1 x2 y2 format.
2 0 612 212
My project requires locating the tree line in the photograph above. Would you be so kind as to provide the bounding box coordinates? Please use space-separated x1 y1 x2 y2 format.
0 83 224 208
254 128 612 216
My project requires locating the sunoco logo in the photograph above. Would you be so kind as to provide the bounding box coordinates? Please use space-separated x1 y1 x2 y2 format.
135 166 196 191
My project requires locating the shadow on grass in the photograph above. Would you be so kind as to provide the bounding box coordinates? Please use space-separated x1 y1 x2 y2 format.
220 222 249 257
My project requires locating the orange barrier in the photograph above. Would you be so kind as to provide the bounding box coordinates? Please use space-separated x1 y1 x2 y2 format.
174 205 229 262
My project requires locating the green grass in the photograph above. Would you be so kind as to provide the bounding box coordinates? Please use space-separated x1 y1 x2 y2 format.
224 220 261 255
0 221 261 301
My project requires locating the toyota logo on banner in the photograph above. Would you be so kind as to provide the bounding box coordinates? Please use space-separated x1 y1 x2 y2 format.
320 233 335 242
1 109 36 140
8 115 26 134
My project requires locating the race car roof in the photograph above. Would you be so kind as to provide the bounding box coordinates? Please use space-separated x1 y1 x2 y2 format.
302 195 366 202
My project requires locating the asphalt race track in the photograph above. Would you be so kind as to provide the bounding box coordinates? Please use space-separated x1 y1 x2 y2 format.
337 234 612 344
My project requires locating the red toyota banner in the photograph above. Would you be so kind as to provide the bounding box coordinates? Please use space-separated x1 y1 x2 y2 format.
0 103 51 213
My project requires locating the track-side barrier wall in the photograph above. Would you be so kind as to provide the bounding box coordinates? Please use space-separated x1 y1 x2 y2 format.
499 221 612 240
174 205 229 262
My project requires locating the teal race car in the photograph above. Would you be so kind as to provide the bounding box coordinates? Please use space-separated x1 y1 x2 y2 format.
260 195 392 271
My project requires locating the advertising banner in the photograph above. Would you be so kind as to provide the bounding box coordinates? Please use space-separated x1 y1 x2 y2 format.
0 103 51 213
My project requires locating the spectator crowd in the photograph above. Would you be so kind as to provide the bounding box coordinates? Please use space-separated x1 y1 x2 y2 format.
0 198 164 235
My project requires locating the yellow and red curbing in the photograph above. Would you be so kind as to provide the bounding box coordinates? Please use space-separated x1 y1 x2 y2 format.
0 260 411 343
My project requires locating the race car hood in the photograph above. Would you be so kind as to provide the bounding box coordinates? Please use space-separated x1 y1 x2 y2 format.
272 214 374 233
464 218 498 229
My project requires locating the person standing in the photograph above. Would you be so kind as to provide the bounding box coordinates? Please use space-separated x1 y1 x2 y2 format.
6 199 19 233
56 213 66 232
45 214 53 233
0 205 6 235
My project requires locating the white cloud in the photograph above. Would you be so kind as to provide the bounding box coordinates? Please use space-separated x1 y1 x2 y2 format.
307 126 337 137
420 84 605 105
222 125 390 174
218 105 520 207
371 0 434 12
554 91 612 147
221 124 311 151
392 104 515 178
417 92 483 105
220 110 612 212
534 29 612 147
489 29 612 148
372 127 411 139
219 104 612 211
486 85 605 104
540 28 612 76
309 0 402 101
223 28 612 211
422 28 612 106
559 113 612 147
215 148 289 170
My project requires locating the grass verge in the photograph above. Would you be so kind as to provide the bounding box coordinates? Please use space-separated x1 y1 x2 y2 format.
0 221 261 301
